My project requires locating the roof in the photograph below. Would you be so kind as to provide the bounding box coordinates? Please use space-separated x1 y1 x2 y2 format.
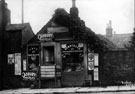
6 23 35 46
105 33 133 49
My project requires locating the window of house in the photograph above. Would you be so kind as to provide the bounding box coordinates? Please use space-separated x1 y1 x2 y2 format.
61 43 84 72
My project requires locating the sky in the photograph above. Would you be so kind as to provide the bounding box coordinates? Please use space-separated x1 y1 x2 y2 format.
5 0 134 34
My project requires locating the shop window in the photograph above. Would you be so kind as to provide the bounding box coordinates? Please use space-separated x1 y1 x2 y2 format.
28 56 39 71
61 43 84 72
27 45 39 71
43 46 54 65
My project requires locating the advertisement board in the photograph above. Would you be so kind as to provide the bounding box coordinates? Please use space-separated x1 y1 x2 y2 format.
22 71 36 80
94 67 99 81
8 54 14 64
15 53 21 75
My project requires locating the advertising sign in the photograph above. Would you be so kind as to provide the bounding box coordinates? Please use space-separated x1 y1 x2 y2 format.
8 54 14 64
22 71 36 81
94 68 99 81
88 53 94 62
38 34 53 41
40 66 55 78
94 53 99 66
15 53 21 75
23 59 26 71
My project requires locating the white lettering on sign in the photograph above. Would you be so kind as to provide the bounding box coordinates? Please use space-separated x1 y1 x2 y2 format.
38 34 53 41
22 72 36 80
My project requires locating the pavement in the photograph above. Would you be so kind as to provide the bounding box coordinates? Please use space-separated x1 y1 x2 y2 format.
0 85 135 94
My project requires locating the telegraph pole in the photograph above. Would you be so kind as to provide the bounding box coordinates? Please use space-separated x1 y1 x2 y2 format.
22 0 24 24
0 0 6 90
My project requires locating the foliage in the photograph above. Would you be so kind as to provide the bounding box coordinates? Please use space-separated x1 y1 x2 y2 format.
53 8 116 52
125 28 135 50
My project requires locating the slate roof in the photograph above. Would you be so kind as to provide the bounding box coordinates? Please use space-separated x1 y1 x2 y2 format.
105 33 133 49
6 23 35 46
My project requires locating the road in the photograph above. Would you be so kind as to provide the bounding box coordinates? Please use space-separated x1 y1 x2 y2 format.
65 91 135 94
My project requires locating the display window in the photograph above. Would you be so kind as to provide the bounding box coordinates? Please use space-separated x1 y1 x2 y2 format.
61 43 84 72
27 45 39 71
28 56 39 71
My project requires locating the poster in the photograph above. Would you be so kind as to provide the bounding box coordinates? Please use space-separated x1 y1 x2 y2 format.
8 54 14 64
15 53 21 75
94 67 99 81
23 59 26 71
94 53 99 66
88 61 94 70
88 53 94 61
22 71 36 81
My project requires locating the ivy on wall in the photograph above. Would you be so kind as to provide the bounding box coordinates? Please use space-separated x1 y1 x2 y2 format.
52 8 116 52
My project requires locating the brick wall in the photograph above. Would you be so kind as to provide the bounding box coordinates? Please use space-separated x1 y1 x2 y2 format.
99 50 135 86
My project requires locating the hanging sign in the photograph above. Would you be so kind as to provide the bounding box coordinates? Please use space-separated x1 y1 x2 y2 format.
38 34 53 41
15 53 21 75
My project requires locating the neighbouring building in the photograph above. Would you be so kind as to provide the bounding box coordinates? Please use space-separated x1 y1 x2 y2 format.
0 1 35 89
105 20 133 50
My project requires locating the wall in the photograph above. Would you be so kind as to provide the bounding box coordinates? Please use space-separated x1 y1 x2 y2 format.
99 50 135 86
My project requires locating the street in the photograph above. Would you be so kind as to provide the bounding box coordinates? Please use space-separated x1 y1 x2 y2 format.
65 92 135 94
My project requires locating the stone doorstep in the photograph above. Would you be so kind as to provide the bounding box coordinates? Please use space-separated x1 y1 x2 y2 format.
1 86 135 94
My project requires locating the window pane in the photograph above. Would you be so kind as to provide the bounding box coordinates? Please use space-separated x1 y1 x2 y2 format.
61 43 84 72
43 46 54 65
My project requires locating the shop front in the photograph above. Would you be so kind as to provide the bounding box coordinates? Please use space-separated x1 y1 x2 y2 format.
40 41 87 87
25 26 99 88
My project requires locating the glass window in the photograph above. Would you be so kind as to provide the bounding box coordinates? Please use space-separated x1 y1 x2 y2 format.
61 43 84 72
28 56 39 71
27 45 39 71
43 46 54 65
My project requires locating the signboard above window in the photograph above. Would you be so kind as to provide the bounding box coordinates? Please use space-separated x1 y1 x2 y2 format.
38 34 54 41
61 43 83 53
28 45 39 55
47 27 69 33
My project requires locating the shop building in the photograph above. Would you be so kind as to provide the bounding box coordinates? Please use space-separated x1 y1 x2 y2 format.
26 0 116 88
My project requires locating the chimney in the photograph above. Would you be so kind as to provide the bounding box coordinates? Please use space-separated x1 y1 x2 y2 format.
106 20 113 37
0 0 11 26
70 0 79 18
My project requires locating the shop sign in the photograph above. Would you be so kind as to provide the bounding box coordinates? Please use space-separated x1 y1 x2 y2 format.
15 53 21 75
40 66 55 78
47 27 69 33
61 43 83 52
22 71 36 81
38 34 53 41
88 61 94 70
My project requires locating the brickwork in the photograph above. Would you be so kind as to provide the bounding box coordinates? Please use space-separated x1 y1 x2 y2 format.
99 50 135 86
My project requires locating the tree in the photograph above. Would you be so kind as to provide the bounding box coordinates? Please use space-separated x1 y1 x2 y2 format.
126 28 135 50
